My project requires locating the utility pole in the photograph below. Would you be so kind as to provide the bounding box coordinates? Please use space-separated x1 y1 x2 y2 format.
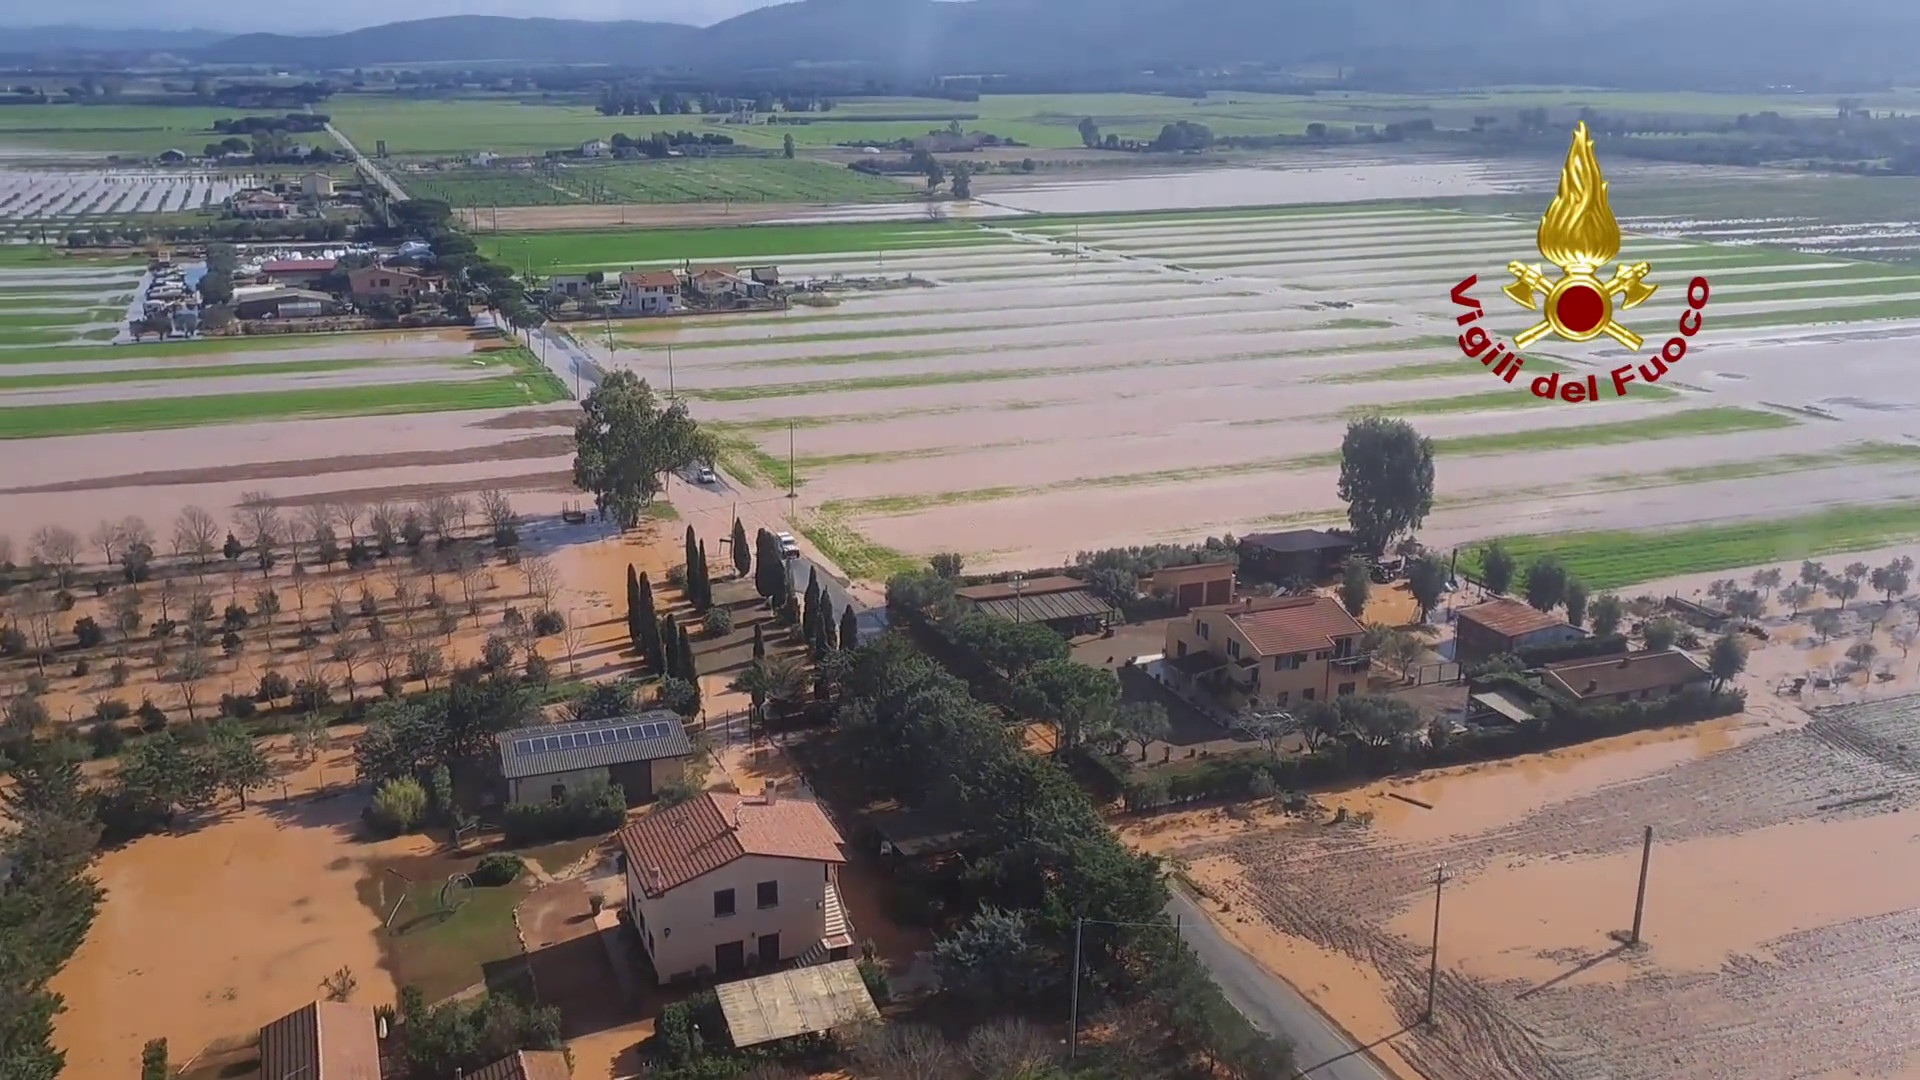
1068 916 1084 1059
787 422 797 501
1629 825 1653 945
667 343 675 400
1424 864 1447 1026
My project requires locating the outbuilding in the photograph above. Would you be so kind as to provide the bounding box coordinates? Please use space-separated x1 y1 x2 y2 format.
952 575 1117 633
1145 562 1235 612
497 711 692 807
1454 597 1585 663
1238 529 1356 583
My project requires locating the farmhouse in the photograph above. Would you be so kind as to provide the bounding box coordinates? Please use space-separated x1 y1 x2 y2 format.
497 711 691 806
1541 650 1712 704
581 138 612 157
231 287 341 320
257 1000 379 1080
348 263 441 304
468 1049 572 1080
256 257 338 288
619 270 682 314
1162 594 1367 708
953 575 1117 633
301 171 335 199
1145 562 1236 612
1454 597 1585 663
688 265 750 300
619 787 852 983
548 273 595 299
1238 529 1356 582
230 190 293 219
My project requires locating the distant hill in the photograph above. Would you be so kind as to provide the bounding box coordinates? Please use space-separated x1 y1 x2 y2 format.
199 15 698 67
0 25 225 55
189 0 1920 84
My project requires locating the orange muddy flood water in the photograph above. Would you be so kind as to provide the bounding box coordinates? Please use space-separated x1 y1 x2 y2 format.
50 744 423 1074
1125 684 1920 1080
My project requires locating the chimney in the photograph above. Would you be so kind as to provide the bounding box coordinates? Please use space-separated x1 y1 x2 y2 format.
762 780 778 805
649 866 666 893
1618 656 1632 668
1584 679 1599 694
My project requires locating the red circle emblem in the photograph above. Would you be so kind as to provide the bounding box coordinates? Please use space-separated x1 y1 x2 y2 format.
1555 283 1606 335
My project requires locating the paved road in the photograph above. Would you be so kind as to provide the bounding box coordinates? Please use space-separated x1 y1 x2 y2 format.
325 122 410 203
1167 888 1397 1080
787 553 890 644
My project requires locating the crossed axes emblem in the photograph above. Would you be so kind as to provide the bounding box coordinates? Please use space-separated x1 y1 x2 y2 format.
1503 260 1658 351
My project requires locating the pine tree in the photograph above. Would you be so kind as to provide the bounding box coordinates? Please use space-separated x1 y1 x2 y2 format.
752 621 766 660
637 572 662 671
731 517 751 579
660 614 679 678
840 604 860 650
625 564 642 651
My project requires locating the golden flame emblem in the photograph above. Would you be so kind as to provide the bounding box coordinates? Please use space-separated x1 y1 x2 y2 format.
1503 122 1656 350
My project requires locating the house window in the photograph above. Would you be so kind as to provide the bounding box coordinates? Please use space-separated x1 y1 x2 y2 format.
1226 639 1240 659
1197 620 1209 640
1176 641 1188 658
1333 637 1355 659
714 888 736 917
549 783 566 802
377 277 390 287
1302 688 1316 702
1314 650 1330 660
1338 682 1356 696
1275 654 1303 671
757 881 779 909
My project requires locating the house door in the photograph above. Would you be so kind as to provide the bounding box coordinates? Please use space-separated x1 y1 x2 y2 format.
715 941 745 975
758 933 781 967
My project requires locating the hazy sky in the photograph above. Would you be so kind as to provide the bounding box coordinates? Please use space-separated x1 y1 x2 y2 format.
13 0 785 33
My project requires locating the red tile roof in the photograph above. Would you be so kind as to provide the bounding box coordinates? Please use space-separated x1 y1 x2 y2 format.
1542 650 1711 699
257 1001 380 1080
621 270 681 288
261 258 337 274
1459 597 1568 639
619 790 844 897
1214 594 1365 657
468 1050 571 1080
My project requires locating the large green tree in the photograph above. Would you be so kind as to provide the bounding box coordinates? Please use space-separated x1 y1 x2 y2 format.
1523 556 1570 613
1336 417 1435 555
1406 553 1449 623
572 371 714 529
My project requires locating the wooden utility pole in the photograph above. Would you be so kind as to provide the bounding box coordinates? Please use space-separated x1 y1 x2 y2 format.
1068 917 1084 1058
1425 865 1447 1025
1630 825 1654 945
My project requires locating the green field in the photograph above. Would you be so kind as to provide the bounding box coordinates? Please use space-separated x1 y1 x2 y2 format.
0 103 241 154
1475 501 1920 590
325 88 1915 157
408 159 911 207
479 219 994 271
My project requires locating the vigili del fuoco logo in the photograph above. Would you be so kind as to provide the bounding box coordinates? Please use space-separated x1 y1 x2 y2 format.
1450 122 1712 404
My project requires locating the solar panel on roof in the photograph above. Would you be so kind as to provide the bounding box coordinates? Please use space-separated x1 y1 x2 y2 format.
536 736 555 752
561 733 580 749
644 721 669 739
588 730 605 745
514 740 534 755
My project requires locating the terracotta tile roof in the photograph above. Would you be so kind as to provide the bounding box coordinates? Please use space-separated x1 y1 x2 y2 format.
1542 650 1711 699
621 270 680 288
619 790 844 898
1459 597 1568 639
1214 594 1365 657
691 264 739 276
257 1001 380 1080
468 1049 572 1080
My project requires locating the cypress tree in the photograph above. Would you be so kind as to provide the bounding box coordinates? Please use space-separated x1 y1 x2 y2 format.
814 601 834 657
754 529 779 601
660 614 679 678
683 525 699 598
752 621 766 660
840 604 859 651
625 564 642 651
803 569 821 637
731 517 751 579
678 623 699 692
637 572 661 671
697 539 712 610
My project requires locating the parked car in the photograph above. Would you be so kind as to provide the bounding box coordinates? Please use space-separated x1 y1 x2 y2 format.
776 531 801 559
696 467 718 485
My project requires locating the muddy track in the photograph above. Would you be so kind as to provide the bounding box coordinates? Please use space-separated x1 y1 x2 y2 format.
1183 703 1920 1080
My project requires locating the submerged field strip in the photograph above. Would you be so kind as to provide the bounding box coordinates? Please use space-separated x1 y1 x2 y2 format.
586 199 1920 579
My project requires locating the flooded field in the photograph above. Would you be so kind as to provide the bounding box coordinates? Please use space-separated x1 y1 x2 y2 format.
592 194 1920 579
0 166 262 242
1128 675 1920 1080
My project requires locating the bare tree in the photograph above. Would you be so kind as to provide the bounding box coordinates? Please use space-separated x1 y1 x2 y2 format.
1895 619 1920 662
171 646 214 722
450 495 473 535
335 502 365 546
91 520 124 567
423 495 457 545
157 576 178 623
523 554 559 607
110 586 143 644
18 589 59 669
846 1023 956 1080
406 642 446 690
456 558 485 626
384 564 413 613
368 501 400 553
479 489 515 535
173 505 220 569
291 712 330 766
961 1018 1055 1080
331 631 361 701
561 611 587 676
30 526 80 585
371 633 404 687
119 516 154 559
299 504 335 562
233 491 282 578
289 561 311 617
